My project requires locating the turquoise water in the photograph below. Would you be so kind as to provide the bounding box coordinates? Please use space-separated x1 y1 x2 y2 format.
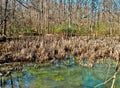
1 59 120 88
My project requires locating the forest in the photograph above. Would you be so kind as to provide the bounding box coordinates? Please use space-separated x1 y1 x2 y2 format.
0 0 120 36
0 0 120 88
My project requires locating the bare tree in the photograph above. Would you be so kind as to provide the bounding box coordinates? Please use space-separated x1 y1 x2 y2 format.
0 0 120 36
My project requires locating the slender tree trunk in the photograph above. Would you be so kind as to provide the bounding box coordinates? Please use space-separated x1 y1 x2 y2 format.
68 0 72 28
0 0 2 35
44 0 47 34
10 0 16 35
67 0 72 36
90 0 95 35
108 0 113 36
3 0 9 36
63 0 66 20
41 0 44 35
11 0 16 19
47 0 50 34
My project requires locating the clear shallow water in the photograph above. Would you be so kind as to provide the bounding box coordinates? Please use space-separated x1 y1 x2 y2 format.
1 59 120 88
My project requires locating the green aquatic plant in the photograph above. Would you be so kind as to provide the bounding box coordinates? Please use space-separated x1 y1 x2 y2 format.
0 58 120 88
55 75 64 81
29 68 48 75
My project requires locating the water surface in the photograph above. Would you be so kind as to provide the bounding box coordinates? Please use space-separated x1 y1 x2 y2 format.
1 59 120 88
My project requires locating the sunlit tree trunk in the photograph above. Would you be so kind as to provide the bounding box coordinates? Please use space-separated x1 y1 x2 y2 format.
44 0 47 34
51 0 55 34
46 0 50 34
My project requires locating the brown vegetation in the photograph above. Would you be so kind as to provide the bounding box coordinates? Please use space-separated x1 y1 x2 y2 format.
0 35 120 67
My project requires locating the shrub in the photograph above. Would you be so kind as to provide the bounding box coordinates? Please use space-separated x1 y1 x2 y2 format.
93 23 109 36
24 26 36 33
79 26 89 35
54 23 77 35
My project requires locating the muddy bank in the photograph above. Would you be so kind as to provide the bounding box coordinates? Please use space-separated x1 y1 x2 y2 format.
0 35 120 67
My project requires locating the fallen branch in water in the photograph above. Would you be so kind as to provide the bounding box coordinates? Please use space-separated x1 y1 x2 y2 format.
111 59 119 88
105 59 111 81
94 76 114 88
95 58 120 88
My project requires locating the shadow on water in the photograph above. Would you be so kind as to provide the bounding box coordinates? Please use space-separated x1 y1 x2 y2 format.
0 58 120 88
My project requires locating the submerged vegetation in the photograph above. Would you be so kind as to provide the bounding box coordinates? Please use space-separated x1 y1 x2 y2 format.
0 58 120 88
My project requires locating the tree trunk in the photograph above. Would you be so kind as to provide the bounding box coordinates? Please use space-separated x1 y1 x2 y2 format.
68 0 72 28
3 0 9 36
0 0 3 35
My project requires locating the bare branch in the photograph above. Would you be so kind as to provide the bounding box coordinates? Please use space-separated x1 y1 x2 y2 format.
16 0 28 9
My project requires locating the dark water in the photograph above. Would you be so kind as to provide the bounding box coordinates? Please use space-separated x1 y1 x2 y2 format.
0 59 120 88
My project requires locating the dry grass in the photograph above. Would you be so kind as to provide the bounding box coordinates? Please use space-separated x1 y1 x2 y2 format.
0 35 120 67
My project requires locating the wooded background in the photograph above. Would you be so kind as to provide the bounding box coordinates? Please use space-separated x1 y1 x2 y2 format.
0 0 120 36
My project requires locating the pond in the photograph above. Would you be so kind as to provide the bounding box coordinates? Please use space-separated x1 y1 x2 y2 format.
0 59 120 88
